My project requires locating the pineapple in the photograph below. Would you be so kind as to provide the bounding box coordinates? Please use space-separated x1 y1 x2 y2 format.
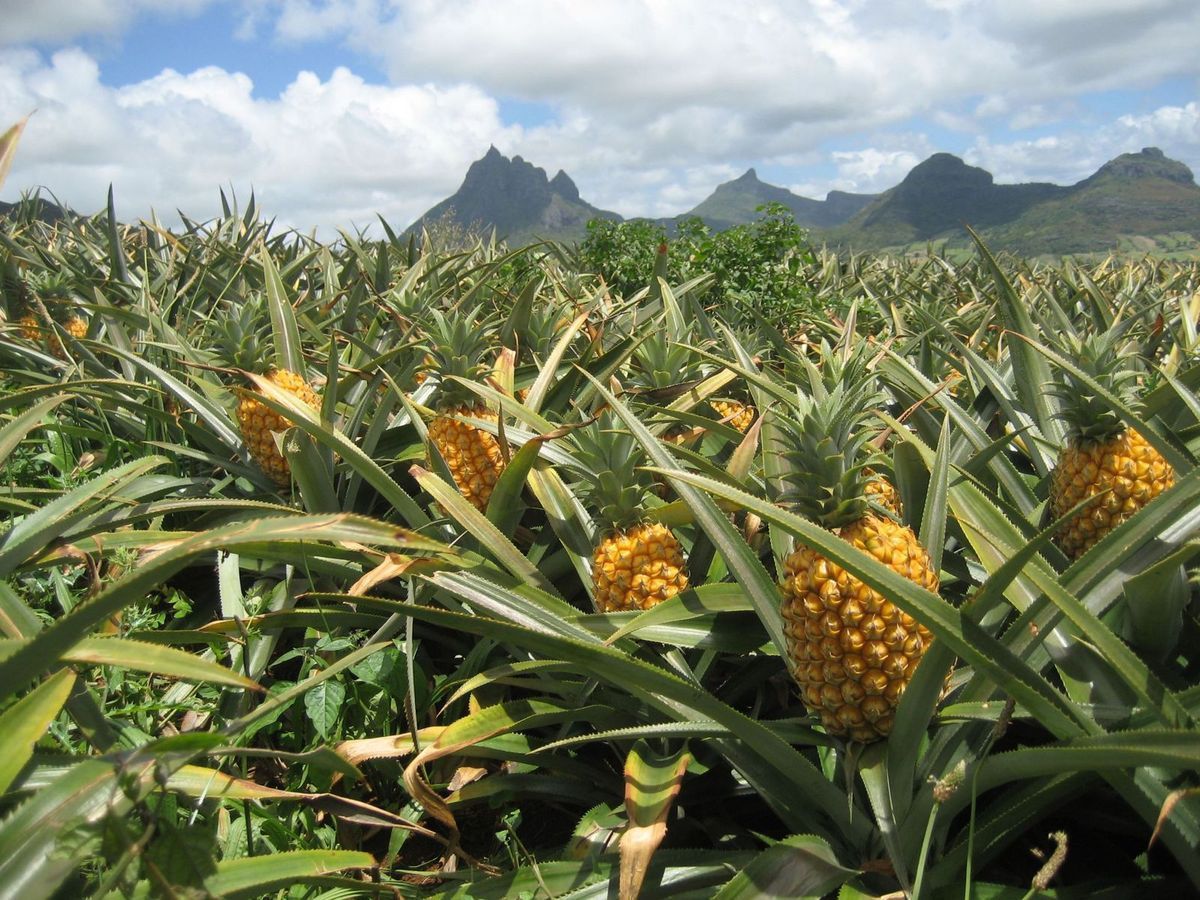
4 262 41 342
711 398 755 433
773 371 937 743
422 311 505 512
212 301 320 486
48 313 87 360
1049 334 1175 559
627 332 710 447
570 414 689 612
16 313 40 342
864 469 902 517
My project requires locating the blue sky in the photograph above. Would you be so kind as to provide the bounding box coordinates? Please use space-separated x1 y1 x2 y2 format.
1 0 1197 233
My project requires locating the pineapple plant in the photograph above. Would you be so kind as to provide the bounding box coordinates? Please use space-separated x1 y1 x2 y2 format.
211 300 321 486
626 331 710 446
1049 333 1175 559
422 310 506 512
3 260 41 342
773 371 938 742
570 413 689 612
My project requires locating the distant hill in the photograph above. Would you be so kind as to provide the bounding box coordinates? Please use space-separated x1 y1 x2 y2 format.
405 146 620 245
0 196 72 225
824 147 1200 256
407 145 1200 256
684 168 875 230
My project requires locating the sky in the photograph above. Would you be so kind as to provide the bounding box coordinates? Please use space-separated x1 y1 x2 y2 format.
0 0 1198 235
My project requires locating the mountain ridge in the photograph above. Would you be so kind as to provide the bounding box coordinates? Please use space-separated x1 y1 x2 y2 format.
407 145 1200 255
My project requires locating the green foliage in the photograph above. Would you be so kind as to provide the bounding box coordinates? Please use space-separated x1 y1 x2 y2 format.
580 203 816 327
0 194 1198 899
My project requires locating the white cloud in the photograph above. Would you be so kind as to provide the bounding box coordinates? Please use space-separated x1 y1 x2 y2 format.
0 48 521 232
967 102 1200 185
1 3 1198 230
0 0 214 45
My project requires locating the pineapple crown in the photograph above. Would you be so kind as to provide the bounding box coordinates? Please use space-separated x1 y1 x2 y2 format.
771 341 885 529
2 257 34 314
1049 330 1142 443
627 331 707 393
208 297 275 374
566 412 657 528
421 307 499 406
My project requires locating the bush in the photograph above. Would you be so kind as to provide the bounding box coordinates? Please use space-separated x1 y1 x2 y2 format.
579 202 816 327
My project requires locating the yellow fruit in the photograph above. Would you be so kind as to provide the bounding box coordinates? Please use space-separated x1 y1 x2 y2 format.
48 315 87 360
592 521 689 612
1051 427 1174 560
712 399 755 433
64 315 87 339
865 474 901 517
428 405 505 512
780 514 938 742
17 313 40 342
235 369 321 486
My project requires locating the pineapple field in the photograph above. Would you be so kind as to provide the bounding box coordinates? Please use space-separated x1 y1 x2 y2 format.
2 173 1200 899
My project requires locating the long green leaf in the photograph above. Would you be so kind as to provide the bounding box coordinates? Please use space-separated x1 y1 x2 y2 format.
0 669 75 793
0 395 69 468
259 243 306 374
0 637 261 691
203 850 376 899
0 514 435 697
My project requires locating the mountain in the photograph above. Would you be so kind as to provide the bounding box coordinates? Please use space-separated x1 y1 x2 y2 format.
405 146 620 244
0 196 72 225
825 148 1200 256
406 146 1200 256
684 168 875 230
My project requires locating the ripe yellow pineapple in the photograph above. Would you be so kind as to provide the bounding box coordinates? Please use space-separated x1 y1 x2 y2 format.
422 311 506 512
773 358 938 742
48 313 87 360
864 470 901 517
214 301 320 486
571 413 689 612
16 313 40 342
4 263 41 342
711 398 755 433
235 369 321 485
1049 334 1175 559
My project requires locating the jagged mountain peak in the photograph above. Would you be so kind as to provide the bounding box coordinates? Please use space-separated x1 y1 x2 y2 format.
549 169 580 202
406 147 618 243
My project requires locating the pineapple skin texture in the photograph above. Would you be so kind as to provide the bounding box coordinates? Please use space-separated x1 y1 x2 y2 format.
780 514 937 742
428 405 505 512
1051 427 1174 560
865 476 901 516
49 315 87 359
593 522 689 612
17 313 41 342
236 369 320 486
712 400 755 433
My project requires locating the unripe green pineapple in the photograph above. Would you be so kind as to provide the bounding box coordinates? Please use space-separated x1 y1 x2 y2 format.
1049 333 1175 559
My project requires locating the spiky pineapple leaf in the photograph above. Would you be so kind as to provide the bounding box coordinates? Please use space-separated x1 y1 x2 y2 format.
398 592 873 844
0 669 75 793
